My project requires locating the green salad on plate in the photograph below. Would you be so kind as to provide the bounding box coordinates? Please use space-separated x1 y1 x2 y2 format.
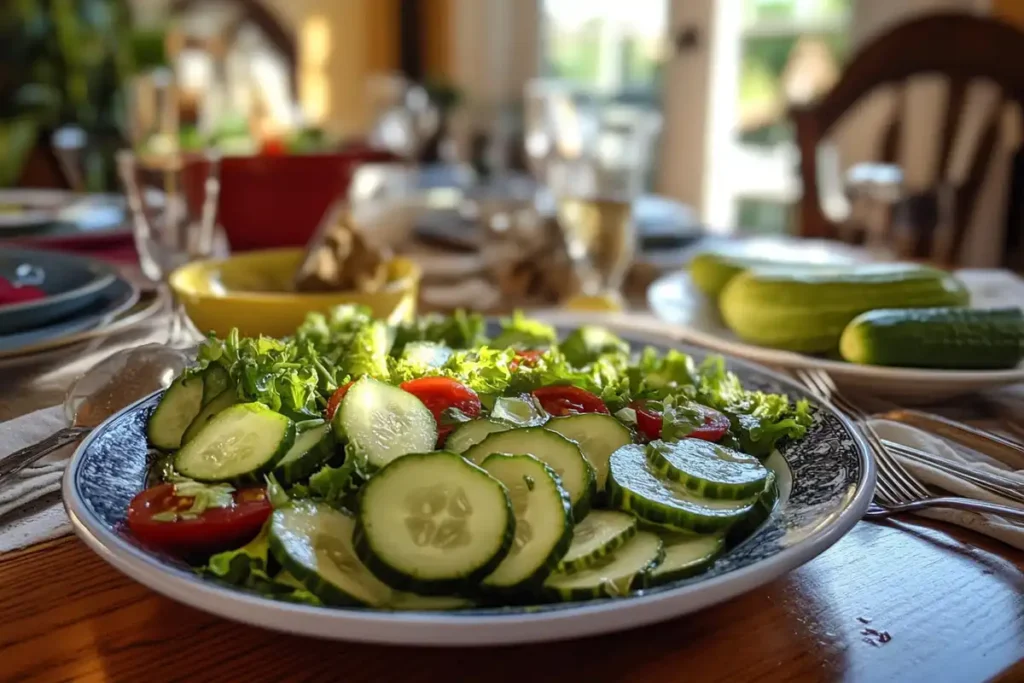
126 307 812 609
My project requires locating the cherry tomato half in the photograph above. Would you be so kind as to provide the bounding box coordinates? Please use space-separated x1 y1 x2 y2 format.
325 381 354 421
509 349 544 372
127 484 271 556
400 377 482 444
532 385 609 416
629 400 730 443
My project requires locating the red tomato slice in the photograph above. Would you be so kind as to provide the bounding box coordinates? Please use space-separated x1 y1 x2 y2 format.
629 400 730 442
532 385 609 416
399 377 482 445
325 381 354 421
127 484 271 556
509 349 543 372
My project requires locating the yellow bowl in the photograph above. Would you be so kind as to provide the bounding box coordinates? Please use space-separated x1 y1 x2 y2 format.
170 248 420 338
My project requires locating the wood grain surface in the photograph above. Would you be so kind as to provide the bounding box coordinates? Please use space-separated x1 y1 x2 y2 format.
1 517 1021 683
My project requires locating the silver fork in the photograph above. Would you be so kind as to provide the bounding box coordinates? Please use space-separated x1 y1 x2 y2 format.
794 368 1024 522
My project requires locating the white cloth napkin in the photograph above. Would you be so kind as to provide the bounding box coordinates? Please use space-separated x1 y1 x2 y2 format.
868 418 1024 550
0 406 74 552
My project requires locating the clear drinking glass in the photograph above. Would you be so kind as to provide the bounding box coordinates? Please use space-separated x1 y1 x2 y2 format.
545 99 662 307
119 67 226 344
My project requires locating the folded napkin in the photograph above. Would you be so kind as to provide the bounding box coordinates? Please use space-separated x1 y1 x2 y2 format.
868 418 1024 550
0 406 73 553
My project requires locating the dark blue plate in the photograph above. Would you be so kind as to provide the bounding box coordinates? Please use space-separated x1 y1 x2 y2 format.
0 276 139 355
64 327 873 646
0 248 117 334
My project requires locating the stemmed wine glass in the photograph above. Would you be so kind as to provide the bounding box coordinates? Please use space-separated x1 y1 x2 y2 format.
542 94 662 309
119 68 225 345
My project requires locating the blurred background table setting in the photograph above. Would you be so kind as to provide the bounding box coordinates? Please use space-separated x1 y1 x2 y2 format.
0 0 1023 680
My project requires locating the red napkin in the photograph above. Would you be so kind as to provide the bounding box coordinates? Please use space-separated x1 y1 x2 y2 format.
0 276 46 307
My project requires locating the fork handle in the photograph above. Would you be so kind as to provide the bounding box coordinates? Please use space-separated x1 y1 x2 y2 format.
865 497 1024 521
0 426 92 483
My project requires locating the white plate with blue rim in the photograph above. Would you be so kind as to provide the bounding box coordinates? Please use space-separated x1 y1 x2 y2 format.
63 324 873 646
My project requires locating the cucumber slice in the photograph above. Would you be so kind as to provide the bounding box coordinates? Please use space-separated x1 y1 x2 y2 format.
464 427 596 521
647 439 770 500
201 365 231 405
175 403 295 482
607 445 759 533
273 420 336 484
645 532 723 586
445 418 512 454
480 454 572 589
555 510 637 574
269 501 393 606
334 377 437 470
387 593 474 611
545 414 633 491
355 452 514 594
181 387 241 445
148 375 205 450
724 472 779 547
543 531 664 600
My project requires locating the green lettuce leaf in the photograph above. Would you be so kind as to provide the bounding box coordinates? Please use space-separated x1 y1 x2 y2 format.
205 521 270 585
391 310 488 354
490 310 557 349
343 320 391 380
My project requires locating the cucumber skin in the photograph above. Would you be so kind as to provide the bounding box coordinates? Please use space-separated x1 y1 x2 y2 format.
268 504 384 607
273 424 337 485
480 453 573 591
607 445 756 534
719 264 970 353
555 512 638 574
147 375 205 451
723 473 779 549
353 452 516 595
647 440 769 501
690 252 751 298
201 365 231 405
544 413 633 492
840 307 1024 369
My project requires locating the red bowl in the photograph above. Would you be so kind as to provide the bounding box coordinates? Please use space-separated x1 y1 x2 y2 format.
183 149 395 252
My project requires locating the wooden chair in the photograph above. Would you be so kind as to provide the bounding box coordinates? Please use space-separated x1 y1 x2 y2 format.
791 12 1024 266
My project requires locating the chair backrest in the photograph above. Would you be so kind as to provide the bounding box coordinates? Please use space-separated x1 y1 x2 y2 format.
791 12 1024 265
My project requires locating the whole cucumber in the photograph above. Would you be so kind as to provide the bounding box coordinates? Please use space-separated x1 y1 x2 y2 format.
840 307 1024 370
719 263 970 353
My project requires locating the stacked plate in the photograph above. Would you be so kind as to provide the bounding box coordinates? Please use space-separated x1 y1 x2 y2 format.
0 247 161 369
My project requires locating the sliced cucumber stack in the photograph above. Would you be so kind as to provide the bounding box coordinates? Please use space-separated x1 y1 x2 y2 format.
647 439 770 500
543 531 664 600
555 510 637 574
273 419 337 484
181 387 241 445
645 532 723 587
545 414 632 491
334 377 437 469
354 452 514 594
480 454 572 590
269 501 393 607
724 472 779 547
607 445 760 533
445 418 511 454
464 427 596 521
174 402 295 482
148 374 205 450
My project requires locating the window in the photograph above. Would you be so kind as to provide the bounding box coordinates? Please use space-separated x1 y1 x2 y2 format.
734 0 852 232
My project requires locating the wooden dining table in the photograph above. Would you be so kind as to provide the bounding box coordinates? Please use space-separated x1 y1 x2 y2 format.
0 285 1022 683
